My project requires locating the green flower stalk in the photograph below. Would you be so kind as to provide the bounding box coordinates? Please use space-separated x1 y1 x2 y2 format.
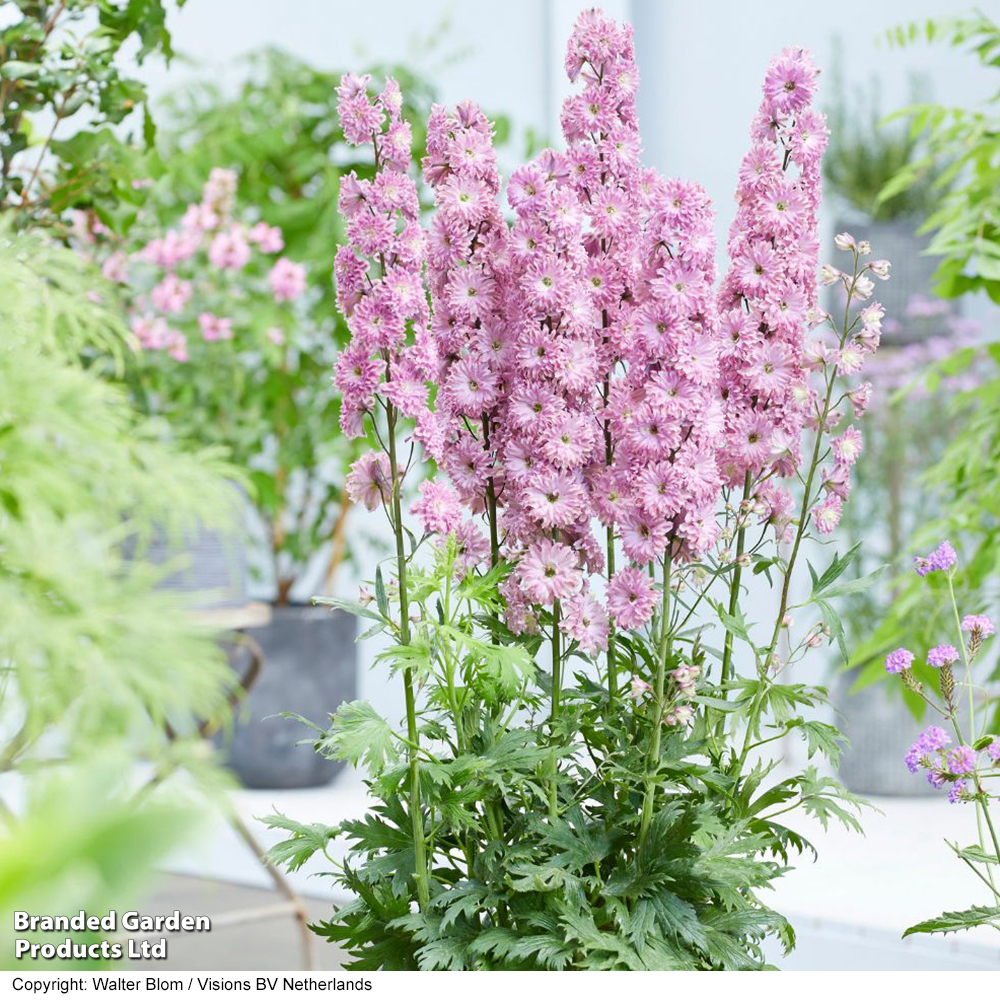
884 558 1000 936
386 399 430 910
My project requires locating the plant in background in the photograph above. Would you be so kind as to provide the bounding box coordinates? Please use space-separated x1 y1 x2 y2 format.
881 547 1000 939
823 40 941 222
265 11 882 970
880 13 1000 301
80 52 448 600
846 14 1000 714
0 0 182 229
0 230 240 965
79 166 322 601
834 303 985 661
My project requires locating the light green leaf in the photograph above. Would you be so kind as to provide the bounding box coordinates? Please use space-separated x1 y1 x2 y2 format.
318 700 399 774
904 906 1000 938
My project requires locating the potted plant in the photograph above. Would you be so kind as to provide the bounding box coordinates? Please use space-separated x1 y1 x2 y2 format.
71 54 446 788
846 13 1000 793
73 163 347 788
820 45 975 793
832 303 989 795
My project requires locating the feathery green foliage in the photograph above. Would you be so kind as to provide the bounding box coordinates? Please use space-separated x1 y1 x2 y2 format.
0 232 240 962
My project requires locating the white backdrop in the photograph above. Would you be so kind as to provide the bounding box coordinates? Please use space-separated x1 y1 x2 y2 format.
140 0 1000 256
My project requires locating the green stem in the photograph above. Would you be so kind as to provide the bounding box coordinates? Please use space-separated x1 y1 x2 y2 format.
602 374 618 698
482 413 500 568
638 556 672 851
606 525 617 697
946 576 1000 896
548 600 562 818
551 600 562 721
716 472 752 738
387 401 430 909
761 266 860 675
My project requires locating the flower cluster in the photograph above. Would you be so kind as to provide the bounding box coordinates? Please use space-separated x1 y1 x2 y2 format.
333 74 430 443
904 726 987 804
95 168 306 362
628 659 702 728
333 11 892 700
418 96 506 563
887 543 997 804
914 539 957 577
496 12 648 636
716 50 825 517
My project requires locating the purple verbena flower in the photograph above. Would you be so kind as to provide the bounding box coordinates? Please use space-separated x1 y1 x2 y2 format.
914 540 957 577
905 725 951 774
927 644 959 668
947 745 977 775
885 647 914 674
961 615 995 639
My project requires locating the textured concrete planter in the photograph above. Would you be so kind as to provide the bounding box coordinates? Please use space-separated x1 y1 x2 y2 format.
136 485 249 610
142 525 248 609
220 604 357 789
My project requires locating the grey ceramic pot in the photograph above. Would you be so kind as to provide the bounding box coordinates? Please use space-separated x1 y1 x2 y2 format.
220 604 357 789
132 483 248 610
835 669 973 797
140 521 248 610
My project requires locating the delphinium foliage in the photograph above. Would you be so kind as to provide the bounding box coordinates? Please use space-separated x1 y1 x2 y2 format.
266 10 884 970
0 230 238 963
881 547 1000 939
0 0 182 228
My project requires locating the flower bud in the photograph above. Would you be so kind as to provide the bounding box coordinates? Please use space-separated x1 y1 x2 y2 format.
819 263 841 285
853 274 875 300
629 676 652 701
940 664 956 707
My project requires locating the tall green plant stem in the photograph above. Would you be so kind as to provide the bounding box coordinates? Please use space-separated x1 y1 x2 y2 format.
386 400 430 910
482 414 500 568
639 556 672 852
760 366 838 677
602 374 618 697
946 577 1000 897
739 274 861 770
548 599 562 818
479 414 507 869
760 268 860 678
716 472 753 738
551 600 562 720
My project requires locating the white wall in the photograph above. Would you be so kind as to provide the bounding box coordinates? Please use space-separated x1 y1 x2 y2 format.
143 0 1000 253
